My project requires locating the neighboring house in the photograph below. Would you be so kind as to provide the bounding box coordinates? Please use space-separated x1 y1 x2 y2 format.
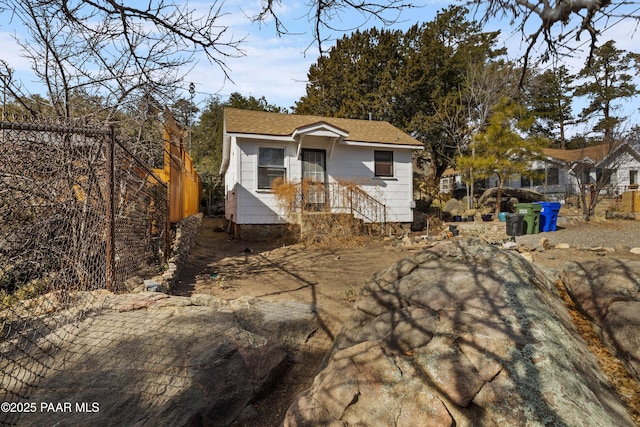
537 142 640 197
219 108 423 236
442 142 640 201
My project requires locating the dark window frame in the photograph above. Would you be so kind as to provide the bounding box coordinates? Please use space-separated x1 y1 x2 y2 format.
546 167 559 186
374 150 394 177
257 147 286 190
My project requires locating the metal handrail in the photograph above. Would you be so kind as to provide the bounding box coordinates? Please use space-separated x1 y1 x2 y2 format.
299 181 387 226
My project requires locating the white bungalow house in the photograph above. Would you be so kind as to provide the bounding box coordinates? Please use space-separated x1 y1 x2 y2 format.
536 142 640 198
219 108 423 237
441 142 640 201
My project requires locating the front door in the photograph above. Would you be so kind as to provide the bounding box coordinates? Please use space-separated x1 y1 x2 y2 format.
301 149 327 210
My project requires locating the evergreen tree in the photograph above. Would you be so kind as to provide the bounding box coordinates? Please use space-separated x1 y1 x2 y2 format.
295 27 404 121
527 65 575 149
294 6 503 184
574 40 640 145
457 97 547 214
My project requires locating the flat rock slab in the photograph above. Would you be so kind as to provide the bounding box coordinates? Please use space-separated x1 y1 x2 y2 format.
2 292 316 426
561 259 640 381
285 238 635 427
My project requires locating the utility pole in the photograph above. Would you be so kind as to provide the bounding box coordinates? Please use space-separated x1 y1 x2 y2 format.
188 82 195 152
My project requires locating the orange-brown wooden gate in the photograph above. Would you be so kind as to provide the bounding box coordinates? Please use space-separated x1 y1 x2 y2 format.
155 108 203 223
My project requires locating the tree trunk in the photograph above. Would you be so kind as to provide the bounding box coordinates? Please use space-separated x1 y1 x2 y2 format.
494 176 504 216
579 184 591 220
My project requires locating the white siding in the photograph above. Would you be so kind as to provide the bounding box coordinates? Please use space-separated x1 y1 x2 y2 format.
604 150 640 190
513 159 571 197
235 139 290 224
224 138 238 221
228 136 416 224
324 143 414 222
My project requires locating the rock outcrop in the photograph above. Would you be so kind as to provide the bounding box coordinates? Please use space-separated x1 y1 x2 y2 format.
561 259 640 382
478 187 547 206
10 293 316 426
284 238 634 426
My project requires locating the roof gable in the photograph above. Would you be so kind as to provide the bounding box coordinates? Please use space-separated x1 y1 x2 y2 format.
224 107 422 147
292 121 349 139
541 142 631 164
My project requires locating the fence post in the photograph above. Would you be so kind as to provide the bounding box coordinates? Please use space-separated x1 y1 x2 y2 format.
165 185 171 264
105 125 116 292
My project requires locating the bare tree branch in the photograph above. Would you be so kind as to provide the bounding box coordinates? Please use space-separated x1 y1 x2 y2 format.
1 0 245 120
252 0 416 55
471 0 637 70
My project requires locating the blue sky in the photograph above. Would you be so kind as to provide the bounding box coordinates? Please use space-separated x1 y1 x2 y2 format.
189 0 640 134
1 1 639 132
195 0 468 108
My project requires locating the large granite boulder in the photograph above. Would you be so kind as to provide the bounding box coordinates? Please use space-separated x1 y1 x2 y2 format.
561 259 640 382
5 292 316 426
478 187 547 206
285 238 634 427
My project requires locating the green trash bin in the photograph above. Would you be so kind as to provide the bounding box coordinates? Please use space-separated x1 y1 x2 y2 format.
514 203 541 234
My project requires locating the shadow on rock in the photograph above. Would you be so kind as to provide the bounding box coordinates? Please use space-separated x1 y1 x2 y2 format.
284 238 635 427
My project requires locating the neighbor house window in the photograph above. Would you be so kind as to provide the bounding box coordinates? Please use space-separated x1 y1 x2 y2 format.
546 167 559 186
631 170 638 185
440 176 452 193
596 168 614 185
521 170 544 187
258 147 286 190
374 150 393 177
522 167 557 187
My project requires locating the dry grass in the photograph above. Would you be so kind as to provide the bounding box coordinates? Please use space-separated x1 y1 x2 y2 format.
299 211 378 248
555 279 640 424
271 178 385 247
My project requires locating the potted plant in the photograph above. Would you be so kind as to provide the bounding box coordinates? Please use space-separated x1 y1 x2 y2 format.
481 210 493 221
463 209 477 222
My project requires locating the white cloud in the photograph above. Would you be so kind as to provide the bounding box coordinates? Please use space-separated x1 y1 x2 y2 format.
189 32 315 109
2 1 639 126
0 31 32 72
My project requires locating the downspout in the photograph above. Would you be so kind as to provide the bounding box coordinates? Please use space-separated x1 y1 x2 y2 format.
219 134 231 176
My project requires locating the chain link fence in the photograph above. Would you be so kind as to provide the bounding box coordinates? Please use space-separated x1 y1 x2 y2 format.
0 118 169 424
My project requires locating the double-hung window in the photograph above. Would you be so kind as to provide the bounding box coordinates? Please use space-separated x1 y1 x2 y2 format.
374 150 393 177
258 147 286 190
546 167 559 185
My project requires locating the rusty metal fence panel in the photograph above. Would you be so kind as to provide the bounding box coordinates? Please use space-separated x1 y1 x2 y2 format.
108 135 170 290
0 119 168 424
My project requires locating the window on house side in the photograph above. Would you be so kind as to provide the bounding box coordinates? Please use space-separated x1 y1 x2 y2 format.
631 170 638 185
521 168 559 187
258 147 286 190
547 167 559 186
374 150 393 177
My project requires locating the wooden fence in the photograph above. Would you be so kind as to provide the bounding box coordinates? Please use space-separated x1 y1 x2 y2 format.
154 109 203 223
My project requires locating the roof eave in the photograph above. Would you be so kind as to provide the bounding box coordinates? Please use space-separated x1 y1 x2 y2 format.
341 140 423 149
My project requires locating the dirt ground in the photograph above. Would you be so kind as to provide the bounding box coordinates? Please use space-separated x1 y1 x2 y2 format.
173 216 640 426
172 217 410 426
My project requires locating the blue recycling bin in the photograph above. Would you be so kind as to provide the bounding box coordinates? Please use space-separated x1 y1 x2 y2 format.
535 202 561 232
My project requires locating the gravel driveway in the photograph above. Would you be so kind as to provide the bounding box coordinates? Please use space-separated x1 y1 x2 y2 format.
515 218 640 250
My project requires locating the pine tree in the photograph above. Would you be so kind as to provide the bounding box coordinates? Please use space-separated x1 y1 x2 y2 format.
574 40 640 145
294 6 502 184
457 97 547 214
528 65 575 149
